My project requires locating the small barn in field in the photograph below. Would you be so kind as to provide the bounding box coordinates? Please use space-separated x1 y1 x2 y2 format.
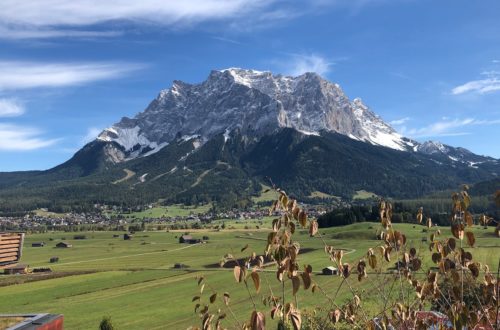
174 263 188 269
179 235 202 244
3 263 28 275
179 235 192 243
179 235 201 244
49 257 59 263
55 241 72 248
32 242 45 247
322 266 338 275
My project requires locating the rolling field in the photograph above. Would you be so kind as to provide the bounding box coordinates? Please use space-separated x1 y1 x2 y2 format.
0 222 498 329
104 204 213 220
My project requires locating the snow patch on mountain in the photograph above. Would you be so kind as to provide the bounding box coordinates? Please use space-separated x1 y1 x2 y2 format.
351 98 408 151
98 126 148 151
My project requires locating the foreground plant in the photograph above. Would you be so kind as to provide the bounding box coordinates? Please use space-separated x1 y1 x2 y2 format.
189 185 499 330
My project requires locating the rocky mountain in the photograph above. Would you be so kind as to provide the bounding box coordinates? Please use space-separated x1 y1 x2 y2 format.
96 68 415 161
95 68 493 168
0 68 498 213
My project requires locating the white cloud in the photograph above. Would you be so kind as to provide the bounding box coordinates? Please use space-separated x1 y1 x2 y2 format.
451 71 500 95
82 127 103 145
0 0 275 39
401 118 500 138
0 99 25 117
0 60 143 91
286 54 333 76
451 78 500 95
0 0 404 39
0 123 59 151
389 117 410 125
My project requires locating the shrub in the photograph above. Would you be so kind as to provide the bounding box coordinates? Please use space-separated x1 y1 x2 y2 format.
99 316 114 330
188 185 498 330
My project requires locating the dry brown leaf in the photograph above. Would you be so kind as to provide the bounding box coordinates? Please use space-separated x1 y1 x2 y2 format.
290 310 301 330
250 271 261 293
309 220 318 237
301 271 311 290
465 211 473 226
330 309 342 323
233 266 244 283
368 254 377 269
465 231 476 247
298 210 307 227
250 311 265 330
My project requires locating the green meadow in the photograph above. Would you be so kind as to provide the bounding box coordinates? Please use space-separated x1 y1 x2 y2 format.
0 223 498 329
104 203 213 220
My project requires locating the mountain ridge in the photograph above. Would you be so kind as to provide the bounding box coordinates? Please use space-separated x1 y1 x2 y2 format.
0 68 498 212
94 68 495 169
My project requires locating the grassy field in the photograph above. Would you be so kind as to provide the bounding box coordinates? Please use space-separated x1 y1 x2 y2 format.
0 222 498 329
308 191 336 199
353 190 378 200
106 203 213 220
251 184 279 203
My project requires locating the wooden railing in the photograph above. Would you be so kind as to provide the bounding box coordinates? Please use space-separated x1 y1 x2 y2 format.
0 232 24 268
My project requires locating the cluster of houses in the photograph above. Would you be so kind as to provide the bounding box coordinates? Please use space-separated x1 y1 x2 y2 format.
0 212 125 232
0 202 332 235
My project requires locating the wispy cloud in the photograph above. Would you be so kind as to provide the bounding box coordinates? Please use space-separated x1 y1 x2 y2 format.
451 71 500 95
0 25 122 40
211 36 243 45
0 0 403 39
0 123 59 151
285 54 333 76
0 0 277 39
0 60 143 91
389 117 410 125
0 99 25 117
400 118 500 138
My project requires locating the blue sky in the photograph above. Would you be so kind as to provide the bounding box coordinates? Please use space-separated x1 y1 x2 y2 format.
1 0 500 171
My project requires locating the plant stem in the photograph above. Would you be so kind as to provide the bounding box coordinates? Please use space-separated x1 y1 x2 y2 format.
496 258 500 330
244 279 257 311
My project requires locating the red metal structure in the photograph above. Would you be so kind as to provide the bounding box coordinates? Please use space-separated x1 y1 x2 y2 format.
0 314 63 330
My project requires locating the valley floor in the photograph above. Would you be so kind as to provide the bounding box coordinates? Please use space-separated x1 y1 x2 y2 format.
0 222 498 329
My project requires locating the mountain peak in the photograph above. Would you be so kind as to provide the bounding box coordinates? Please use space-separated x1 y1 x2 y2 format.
93 68 418 160
91 68 494 165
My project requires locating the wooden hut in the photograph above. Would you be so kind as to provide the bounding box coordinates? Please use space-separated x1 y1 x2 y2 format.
179 235 193 243
55 241 72 248
0 232 24 268
322 266 338 275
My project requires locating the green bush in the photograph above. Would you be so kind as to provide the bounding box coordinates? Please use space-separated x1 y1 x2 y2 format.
99 316 114 330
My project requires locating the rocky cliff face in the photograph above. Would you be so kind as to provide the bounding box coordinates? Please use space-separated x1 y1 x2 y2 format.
95 68 496 168
97 68 413 160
